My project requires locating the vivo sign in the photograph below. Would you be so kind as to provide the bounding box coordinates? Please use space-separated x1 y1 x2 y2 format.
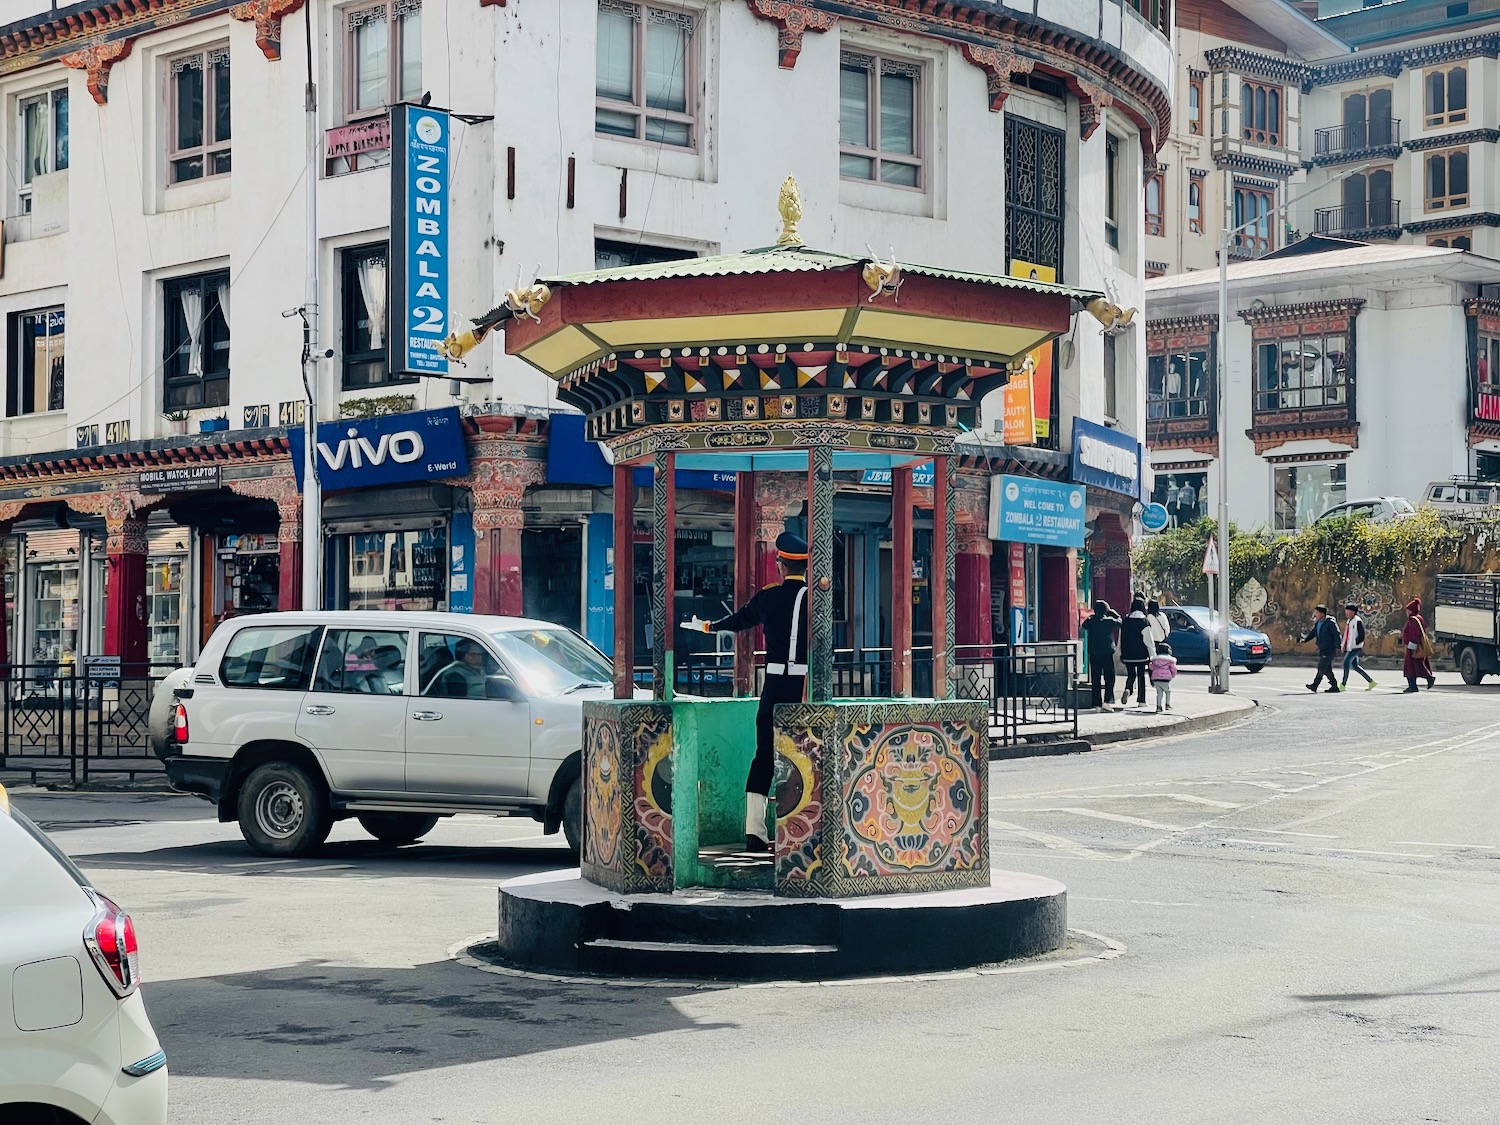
390 103 450 377
287 408 468 491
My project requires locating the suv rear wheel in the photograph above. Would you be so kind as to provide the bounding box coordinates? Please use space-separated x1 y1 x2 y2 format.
357 812 440 845
238 762 332 857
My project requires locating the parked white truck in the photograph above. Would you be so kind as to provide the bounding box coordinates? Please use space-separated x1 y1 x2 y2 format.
1434 574 1500 685
148 611 609 856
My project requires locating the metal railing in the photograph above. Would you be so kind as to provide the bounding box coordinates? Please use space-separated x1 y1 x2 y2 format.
1314 199 1401 235
633 640 1079 746
1 664 169 784
1314 118 1400 158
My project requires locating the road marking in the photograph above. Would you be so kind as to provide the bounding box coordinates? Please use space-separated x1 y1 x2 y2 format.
1217 838 1434 859
1034 807 1192 832
1233 827 1339 839
1395 840 1500 850
990 819 1116 861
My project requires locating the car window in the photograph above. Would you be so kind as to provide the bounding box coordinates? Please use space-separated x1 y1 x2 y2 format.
313 629 408 696
219 626 323 690
418 633 501 699
1392 498 1416 514
1167 611 1195 631
490 628 613 695
1431 485 1456 503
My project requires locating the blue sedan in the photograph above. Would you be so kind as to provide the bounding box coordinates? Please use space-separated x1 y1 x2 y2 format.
1163 606 1272 672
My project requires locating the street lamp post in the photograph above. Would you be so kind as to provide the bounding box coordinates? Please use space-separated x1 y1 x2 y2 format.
1209 167 1370 693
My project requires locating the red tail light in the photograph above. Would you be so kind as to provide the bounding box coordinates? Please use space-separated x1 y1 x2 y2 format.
172 702 189 745
83 893 140 997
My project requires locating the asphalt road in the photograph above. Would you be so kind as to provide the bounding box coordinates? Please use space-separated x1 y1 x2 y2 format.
12 664 1500 1124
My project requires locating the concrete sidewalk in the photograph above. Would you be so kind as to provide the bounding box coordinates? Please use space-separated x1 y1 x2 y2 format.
992 677 1258 759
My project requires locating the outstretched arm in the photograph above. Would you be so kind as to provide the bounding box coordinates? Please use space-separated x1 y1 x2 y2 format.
682 590 767 634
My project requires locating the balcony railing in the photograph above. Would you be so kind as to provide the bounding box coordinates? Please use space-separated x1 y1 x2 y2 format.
1314 118 1401 159
1314 199 1402 236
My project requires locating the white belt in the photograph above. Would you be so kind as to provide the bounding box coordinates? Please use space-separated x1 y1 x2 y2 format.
766 662 808 676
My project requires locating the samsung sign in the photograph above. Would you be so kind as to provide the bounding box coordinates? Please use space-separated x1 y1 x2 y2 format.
1070 417 1141 499
391 104 450 378
287 408 469 491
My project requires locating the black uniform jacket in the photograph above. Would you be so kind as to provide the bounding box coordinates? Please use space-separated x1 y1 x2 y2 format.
711 577 809 669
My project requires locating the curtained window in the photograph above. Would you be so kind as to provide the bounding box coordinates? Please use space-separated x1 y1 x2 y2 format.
595 2 696 148
163 270 230 409
342 243 408 389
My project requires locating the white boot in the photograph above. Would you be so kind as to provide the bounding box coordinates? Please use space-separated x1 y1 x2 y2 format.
744 793 770 853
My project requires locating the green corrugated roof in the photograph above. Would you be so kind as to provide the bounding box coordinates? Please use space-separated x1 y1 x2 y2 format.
542 244 1102 301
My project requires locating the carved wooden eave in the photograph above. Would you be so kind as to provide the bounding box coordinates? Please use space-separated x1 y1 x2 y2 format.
1147 314 1220 339
744 0 837 68
0 0 306 105
1248 423 1359 457
1239 298 1365 327
957 41 1032 112
744 0 1171 161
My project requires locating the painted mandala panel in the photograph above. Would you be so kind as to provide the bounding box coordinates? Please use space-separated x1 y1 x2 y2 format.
774 724 825 886
841 719 982 878
629 711 675 891
585 715 624 873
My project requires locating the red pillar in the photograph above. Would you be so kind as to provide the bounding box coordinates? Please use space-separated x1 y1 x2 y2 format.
892 466 914 697
931 456 950 697
278 539 303 610
1039 548 1079 641
613 462 635 699
494 527 524 615
104 516 148 669
956 541 992 651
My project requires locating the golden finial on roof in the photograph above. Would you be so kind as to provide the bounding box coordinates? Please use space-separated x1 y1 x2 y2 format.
776 175 803 246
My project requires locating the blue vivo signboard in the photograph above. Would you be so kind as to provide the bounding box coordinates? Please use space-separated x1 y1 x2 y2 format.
987 474 1087 548
1070 416 1141 499
391 104 450 377
287 408 469 491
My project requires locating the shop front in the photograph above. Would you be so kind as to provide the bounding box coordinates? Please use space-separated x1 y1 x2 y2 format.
1071 417 1142 612
987 473 1088 643
287 408 472 612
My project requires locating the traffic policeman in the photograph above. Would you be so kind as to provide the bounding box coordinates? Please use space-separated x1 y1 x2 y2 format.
682 531 809 852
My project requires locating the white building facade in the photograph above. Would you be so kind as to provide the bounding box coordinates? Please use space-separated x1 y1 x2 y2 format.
1144 241 1500 533
0 0 1170 669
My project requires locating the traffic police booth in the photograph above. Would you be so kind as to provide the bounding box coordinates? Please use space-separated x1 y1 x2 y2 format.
492 182 1105 976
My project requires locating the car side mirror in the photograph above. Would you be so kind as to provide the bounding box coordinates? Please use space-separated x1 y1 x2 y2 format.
486 675 525 703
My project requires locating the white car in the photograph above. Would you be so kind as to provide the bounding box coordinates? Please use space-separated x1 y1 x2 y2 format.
0 786 169 1125
1313 496 1415 525
151 611 616 857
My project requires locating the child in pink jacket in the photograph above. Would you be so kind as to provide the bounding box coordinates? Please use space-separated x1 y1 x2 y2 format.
1149 642 1178 713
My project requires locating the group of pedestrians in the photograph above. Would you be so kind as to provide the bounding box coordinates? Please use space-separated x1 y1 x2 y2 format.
1081 597 1178 713
1302 597 1437 694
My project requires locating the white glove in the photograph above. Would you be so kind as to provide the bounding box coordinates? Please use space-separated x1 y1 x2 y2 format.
679 616 712 634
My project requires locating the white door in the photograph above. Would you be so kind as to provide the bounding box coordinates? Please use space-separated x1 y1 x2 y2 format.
405 631 531 798
294 628 410 794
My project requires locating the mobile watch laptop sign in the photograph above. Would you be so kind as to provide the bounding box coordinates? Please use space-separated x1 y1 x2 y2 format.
286 408 469 490
391 104 450 378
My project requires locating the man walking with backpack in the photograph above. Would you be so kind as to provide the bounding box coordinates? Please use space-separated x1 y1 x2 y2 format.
1341 601 1376 691
1303 604 1342 693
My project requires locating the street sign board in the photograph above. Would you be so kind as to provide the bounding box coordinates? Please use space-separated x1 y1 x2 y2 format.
1141 502 1170 533
84 655 121 682
1202 536 1220 575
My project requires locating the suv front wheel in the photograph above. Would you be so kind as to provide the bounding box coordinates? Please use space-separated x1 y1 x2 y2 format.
238 762 332 857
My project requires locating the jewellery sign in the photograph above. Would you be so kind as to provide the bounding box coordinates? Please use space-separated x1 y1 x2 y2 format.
391 103 450 378
286 407 469 491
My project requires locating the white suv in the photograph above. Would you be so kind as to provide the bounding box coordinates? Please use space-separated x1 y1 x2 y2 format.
0 786 169 1124
151 612 613 857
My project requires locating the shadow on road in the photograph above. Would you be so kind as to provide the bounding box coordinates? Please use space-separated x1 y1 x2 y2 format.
148 958 733 1088
71 838 577 881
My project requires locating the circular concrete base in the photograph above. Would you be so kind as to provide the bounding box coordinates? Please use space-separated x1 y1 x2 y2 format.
497 870 1067 981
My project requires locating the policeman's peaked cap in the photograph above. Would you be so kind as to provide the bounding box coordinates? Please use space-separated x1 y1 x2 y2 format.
776 532 809 562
